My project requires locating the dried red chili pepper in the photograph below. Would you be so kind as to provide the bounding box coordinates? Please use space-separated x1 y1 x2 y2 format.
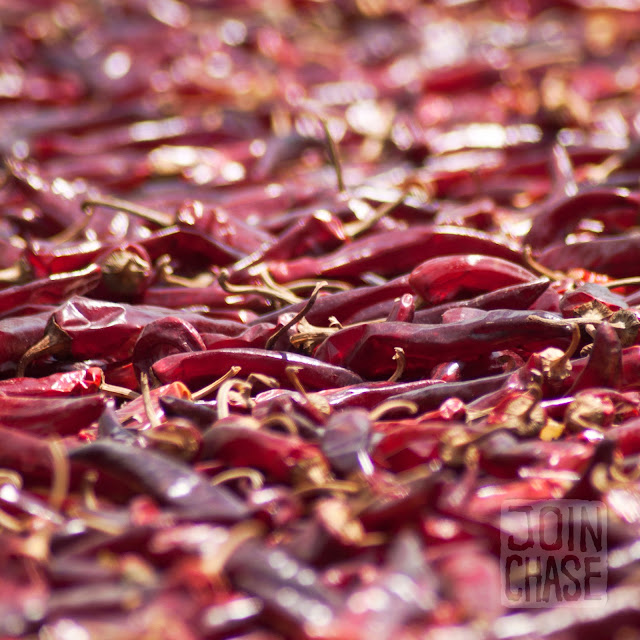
409 254 538 305
232 209 347 275
153 347 363 391
0 394 105 436
0 367 102 397
315 310 573 379
525 189 640 250
308 378 445 411
0 264 101 314
18 296 247 374
412 278 551 324
264 226 523 284
261 274 412 327
537 233 640 279
69 439 249 522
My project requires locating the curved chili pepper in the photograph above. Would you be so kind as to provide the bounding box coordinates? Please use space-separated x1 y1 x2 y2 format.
315 310 573 379
474 430 594 478
345 278 549 325
132 317 205 373
409 254 538 305
97 402 142 446
525 189 640 250
373 425 442 472
20 296 247 369
0 265 101 314
537 233 640 278
311 378 445 411
26 241 105 278
232 209 347 275
252 274 412 327
393 372 514 413
152 347 363 391
412 278 550 324
176 200 273 255
0 394 105 436
69 439 249 522
0 367 102 397
264 225 523 284
158 396 217 431
137 226 243 269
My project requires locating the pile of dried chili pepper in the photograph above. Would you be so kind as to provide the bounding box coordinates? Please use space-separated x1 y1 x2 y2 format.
3 0 640 637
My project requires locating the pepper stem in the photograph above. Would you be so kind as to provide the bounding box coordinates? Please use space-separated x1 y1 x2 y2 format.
17 324 70 377
285 365 308 398
215 378 252 420
192 366 242 401
139 369 161 429
265 281 327 349
320 118 345 192
0 259 32 286
99 381 140 400
48 439 70 512
293 480 361 497
286 279 352 293
369 398 418 421
261 413 299 435
155 254 215 288
522 246 563 281
387 347 406 383
547 323 581 379
344 191 407 238
211 468 265 491
82 196 174 227
602 276 640 289
218 268 302 306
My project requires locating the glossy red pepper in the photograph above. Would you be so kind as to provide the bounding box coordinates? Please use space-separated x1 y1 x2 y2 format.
408 254 538 305
0 265 101 314
153 347 363 391
413 278 551 324
264 226 523 284
525 189 640 250
315 310 573 379
537 233 640 279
